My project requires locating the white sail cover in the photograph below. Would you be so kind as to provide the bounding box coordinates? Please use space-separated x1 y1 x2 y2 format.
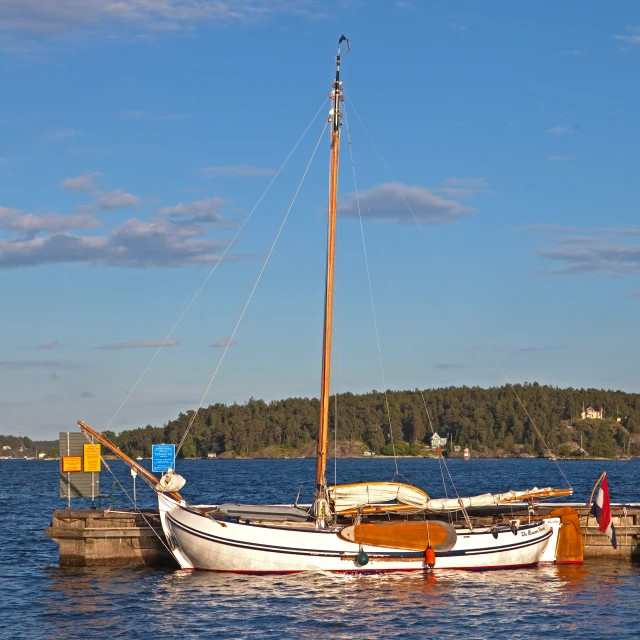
424 487 568 511
329 483 568 513
329 482 429 513
157 468 186 493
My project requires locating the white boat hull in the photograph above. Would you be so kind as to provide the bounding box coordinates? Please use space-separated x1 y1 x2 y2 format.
538 516 560 564
159 496 554 573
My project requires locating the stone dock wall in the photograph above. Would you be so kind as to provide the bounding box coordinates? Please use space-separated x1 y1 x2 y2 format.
581 509 640 560
45 509 175 567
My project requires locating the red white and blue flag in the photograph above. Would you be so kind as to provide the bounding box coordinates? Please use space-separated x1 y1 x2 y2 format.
591 473 617 549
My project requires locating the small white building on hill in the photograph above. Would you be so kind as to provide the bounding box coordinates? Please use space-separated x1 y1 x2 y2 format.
430 433 447 448
581 406 603 420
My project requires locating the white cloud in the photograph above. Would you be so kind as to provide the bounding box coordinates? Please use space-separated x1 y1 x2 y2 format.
538 236 640 276
69 146 111 156
201 165 275 178
61 172 101 193
442 177 485 188
1 182 237 269
435 363 469 370
97 339 180 350
548 124 574 136
157 197 229 223
517 224 575 233
42 129 78 139
339 183 474 224
0 206 19 220
0 214 231 268
121 110 147 119
209 336 236 348
596 226 640 235
613 27 640 47
436 177 487 198
0 1 320 37
38 340 59 349
510 346 566 354
0 207 100 234
0 359 75 369
98 189 139 210
75 203 98 215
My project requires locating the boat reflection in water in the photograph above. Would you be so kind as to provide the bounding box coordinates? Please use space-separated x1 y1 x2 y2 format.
42 561 637 639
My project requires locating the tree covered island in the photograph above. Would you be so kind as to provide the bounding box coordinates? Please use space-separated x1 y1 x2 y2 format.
102 383 640 460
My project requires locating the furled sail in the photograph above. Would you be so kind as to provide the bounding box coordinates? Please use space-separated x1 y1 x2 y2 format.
329 482 430 513
424 486 573 511
329 482 571 516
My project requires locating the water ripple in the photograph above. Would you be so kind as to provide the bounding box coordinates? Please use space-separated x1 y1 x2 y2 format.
2 458 640 639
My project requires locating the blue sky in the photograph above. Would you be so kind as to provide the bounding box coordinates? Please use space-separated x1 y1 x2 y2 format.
1 1 639 439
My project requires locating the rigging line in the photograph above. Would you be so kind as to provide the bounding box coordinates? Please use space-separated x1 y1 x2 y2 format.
103 98 328 434
438 456 449 498
363 194 450 497
363 196 437 436
176 120 330 456
343 102 399 476
333 261 339 487
345 93 572 490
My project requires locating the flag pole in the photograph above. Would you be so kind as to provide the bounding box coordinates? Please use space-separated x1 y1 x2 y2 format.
584 470 607 545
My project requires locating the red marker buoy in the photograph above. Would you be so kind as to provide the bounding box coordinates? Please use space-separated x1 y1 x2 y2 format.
425 545 436 568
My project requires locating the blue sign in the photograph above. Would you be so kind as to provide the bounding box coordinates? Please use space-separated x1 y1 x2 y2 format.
152 444 175 473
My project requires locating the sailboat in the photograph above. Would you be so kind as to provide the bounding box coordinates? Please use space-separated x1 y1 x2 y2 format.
78 38 572 573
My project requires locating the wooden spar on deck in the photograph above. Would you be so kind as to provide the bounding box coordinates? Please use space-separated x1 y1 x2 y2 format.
77 420 183 502
315 39 345 493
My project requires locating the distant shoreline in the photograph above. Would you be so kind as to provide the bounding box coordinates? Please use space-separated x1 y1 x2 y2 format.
1 454 634 462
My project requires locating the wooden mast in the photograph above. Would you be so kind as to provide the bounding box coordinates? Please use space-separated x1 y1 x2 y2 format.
315 38 347 512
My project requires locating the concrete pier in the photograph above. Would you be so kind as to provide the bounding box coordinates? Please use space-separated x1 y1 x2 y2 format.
45 506 640 567
581 509 640 560
45 509 176 567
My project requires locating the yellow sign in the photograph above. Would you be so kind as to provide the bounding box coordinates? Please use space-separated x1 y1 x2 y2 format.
62 456 82 472
83 443 101 472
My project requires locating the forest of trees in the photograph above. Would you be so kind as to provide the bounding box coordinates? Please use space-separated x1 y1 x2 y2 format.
4 384 637 460
0 435 58 458
99 383 640 460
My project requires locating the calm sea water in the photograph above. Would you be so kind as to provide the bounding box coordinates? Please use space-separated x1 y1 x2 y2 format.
3 457 640 639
